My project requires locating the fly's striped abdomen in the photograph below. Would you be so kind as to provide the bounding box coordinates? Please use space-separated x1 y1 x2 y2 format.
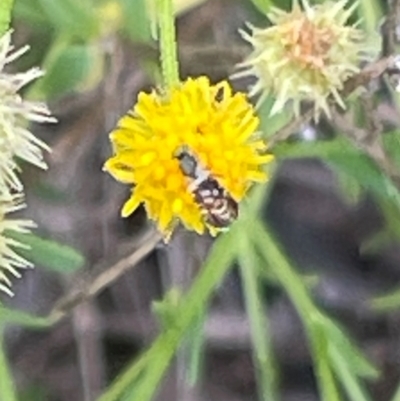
175 146 238 228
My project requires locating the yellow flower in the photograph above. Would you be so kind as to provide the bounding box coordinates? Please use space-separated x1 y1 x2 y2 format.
0 194 35 297
235 0 375 118
104 76 273 237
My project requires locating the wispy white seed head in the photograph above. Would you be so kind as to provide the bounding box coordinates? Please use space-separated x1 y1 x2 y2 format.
0 194 36 297
0 31 55 296
0 31 55 193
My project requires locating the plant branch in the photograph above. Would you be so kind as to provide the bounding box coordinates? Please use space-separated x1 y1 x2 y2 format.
48 229 162 323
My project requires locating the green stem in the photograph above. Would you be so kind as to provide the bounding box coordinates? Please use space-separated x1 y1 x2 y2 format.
158 0 179 87
0 329 17 401
0 0 14 37
238 232 279 401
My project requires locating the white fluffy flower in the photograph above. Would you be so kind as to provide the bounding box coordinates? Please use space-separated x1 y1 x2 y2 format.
234 0 375 118
0 31 55 296
0 31 55 192
0 194 35 297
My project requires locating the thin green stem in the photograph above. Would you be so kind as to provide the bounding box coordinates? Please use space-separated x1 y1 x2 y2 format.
158 0 179 87
250 220 342 401
238 232 279 401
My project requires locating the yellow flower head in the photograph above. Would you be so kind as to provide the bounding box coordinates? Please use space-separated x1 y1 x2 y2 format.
104 76 273 237
235 0 375 118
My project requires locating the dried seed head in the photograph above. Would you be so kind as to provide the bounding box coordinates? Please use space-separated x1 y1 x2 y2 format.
235 0 377 119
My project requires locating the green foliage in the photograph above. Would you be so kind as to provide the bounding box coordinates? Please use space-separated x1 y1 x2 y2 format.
3 0 400 400
14 0 153 100
13 0 47 27
37 43 102 98
370 287 400 312
36 0 98 39
96 200 379 401
0 306 51 328
249 0 273 14
7 231 85 274
121 0 151 42
238 233 278 401
391 383 400 401
275 137 395 200
185 306 207 386
251 220 378 401
152 288 182 328
0 0 13 36
359 0 383 34
0 331 17 401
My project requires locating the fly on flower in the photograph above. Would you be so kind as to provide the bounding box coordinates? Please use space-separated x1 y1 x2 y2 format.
174 146 238 228
104 77 274 238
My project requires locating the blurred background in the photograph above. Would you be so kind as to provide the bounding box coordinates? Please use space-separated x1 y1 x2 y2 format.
4 0 400 400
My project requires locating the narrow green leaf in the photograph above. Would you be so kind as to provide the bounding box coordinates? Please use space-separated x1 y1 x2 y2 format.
248 219 376 399
7 232 85 274
359 229 395 257
275 138 400 207
0 305 52 328
370 287 400 312
248 221 338 401
320 317 379 379
320 131 400 243
186 306 207 386
250 219 316 317
0 0 13 37
96 350 152 401
309 321 342 401
0 330 17 401
330 346 373 401
238 231 279 401
358 0 383 35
